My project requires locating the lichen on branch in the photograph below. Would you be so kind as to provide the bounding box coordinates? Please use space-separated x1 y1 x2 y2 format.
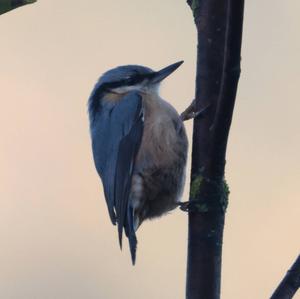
189 174 229 213
186 0 201 19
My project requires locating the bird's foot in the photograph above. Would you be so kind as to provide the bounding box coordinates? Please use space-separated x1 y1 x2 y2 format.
177 201 195 212
178 200 210 213
180 100 210 121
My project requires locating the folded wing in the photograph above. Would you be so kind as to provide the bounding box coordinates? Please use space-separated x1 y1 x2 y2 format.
89 91 144 264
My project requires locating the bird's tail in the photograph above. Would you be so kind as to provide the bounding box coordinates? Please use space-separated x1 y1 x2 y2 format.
128 232 137 265
127 205 137 265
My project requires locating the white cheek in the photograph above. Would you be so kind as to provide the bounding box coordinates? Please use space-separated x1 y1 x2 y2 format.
111 82 160 94
112 85 142 94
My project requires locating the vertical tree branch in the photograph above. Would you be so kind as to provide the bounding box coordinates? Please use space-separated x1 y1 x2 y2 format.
186 1 244 298
270 255 300 299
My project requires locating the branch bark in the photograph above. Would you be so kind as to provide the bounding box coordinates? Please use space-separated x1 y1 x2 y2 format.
0 0 36 15
186 1 244 298
270 255 300 299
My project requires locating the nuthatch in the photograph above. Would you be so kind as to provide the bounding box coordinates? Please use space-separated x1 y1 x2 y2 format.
88 61 199 264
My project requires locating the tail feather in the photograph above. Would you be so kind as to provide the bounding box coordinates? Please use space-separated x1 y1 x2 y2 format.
127 205 137 265
117 223 123 249
128 233 137 265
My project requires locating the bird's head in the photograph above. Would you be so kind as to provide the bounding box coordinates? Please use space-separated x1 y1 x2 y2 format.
99 61 184 95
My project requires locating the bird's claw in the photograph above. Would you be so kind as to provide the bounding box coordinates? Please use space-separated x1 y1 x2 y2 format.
177 201 192 212
180 100 211 122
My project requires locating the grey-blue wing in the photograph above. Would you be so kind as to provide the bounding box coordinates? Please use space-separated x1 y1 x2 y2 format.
89 91 143 264
115 119 143 264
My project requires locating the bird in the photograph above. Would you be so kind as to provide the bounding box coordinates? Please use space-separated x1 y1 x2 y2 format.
88 61 199 264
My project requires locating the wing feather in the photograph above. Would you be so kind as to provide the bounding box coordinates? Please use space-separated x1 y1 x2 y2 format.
115 117 143 255
89 90 143 263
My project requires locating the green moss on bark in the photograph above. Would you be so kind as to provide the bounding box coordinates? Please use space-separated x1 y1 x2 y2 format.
190 175 204 200
189 175 229 213
187 0 201 19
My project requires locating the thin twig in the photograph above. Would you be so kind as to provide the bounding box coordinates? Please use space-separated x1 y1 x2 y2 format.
270 255 300 299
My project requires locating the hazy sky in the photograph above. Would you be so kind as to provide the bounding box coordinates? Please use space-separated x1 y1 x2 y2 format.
0 1 299 298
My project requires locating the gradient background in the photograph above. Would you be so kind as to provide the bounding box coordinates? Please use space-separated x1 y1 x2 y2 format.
0 1 299 298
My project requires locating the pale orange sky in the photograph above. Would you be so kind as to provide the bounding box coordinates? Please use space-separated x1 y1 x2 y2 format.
0 1 299 299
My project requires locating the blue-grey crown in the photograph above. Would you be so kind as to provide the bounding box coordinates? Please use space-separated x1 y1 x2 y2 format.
99 65 154 86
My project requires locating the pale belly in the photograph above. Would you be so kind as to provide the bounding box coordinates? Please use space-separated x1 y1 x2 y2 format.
130 96 188 224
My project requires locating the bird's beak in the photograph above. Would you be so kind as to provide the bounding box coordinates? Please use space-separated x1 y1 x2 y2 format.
150 61 184 84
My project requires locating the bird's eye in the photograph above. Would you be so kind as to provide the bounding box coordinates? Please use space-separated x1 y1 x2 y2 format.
125 77 135 86
128 74 145 86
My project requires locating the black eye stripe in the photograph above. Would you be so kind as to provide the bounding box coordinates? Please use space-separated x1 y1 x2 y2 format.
104 75 145 89
125 75 145 85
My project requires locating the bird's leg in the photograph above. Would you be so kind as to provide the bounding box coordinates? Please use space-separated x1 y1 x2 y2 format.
177 201 190 212
180 100 210 121
177 201 200 212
